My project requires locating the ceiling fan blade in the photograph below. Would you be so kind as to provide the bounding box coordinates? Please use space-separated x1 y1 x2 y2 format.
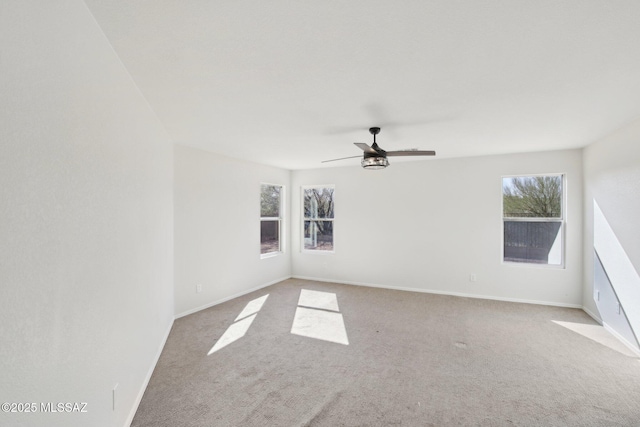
354 142 379 154
386 150 436 157
321 155 363 163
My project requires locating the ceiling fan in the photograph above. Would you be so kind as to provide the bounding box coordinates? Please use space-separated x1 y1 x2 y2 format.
322 127 436 169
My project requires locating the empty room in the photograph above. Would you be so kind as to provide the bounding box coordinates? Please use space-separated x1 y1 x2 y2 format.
2 1 640 426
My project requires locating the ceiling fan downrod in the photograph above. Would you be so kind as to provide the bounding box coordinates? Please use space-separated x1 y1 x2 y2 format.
369 127 381 147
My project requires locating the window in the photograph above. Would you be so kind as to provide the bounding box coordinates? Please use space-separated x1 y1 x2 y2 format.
502 175 564 266
302 186 334 252
260 184 283 256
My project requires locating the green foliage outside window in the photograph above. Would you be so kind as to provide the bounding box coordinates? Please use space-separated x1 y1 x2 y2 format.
503 176 562 218
261 185 281 217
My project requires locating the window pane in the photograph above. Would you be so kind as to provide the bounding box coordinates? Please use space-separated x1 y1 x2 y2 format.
503 176 562 218
261 185 281 217
504 221 562 265
304 220 333 251
304 188 334 219
260 220 280 254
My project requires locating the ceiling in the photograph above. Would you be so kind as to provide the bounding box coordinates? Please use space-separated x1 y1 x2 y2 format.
83 0 640 170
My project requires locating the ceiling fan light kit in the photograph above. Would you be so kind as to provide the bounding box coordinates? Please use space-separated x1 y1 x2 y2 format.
322 126 435 169
361 156 389 170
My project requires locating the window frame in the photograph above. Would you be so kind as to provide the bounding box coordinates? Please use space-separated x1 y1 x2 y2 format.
301 185 335 254
501 173 566 269
260 183 285 259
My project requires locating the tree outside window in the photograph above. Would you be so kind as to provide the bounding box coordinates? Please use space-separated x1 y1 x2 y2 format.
261 184 283 256
303 186 334 252
502 175 564 266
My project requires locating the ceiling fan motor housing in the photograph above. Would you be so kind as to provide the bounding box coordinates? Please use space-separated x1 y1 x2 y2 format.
363 149 386 159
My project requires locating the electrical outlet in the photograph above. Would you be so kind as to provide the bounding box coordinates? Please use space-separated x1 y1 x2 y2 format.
196 284 202 293
469 274 477 282
594 290 599 301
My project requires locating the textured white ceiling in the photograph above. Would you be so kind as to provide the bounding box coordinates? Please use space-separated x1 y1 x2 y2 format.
83 0 640 170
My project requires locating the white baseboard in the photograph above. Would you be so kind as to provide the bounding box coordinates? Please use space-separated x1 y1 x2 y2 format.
602 322 640 357
174 276 291 319
581 306 602 324
125 318 174 427
291 275 583 309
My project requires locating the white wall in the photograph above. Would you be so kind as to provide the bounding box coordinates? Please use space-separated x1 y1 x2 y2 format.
583 117 640 349
0 2 174 426
292 150 583 307
174 145 291 317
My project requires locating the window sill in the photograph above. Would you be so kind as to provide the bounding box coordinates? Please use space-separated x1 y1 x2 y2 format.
502 260 565 270
260 251 283 260
301 250 335 255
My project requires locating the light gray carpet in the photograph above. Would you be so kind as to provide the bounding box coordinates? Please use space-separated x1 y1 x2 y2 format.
132 279 640 426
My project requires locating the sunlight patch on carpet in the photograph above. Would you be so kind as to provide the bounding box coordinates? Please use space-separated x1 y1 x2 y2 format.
235 294 269 321
208 294 269 355
291 290 348 345
298 289 340 312
291 307 349 345
552 320 637 357
208 314 257 355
